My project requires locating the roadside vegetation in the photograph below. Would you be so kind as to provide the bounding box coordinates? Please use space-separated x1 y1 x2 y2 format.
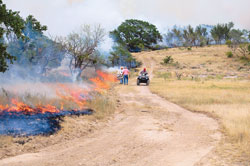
137 46 250 163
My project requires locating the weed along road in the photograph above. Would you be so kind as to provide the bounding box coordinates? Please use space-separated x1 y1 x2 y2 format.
0 60 221 166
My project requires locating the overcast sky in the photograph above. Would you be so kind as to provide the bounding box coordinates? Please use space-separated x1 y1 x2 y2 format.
3 0 250 51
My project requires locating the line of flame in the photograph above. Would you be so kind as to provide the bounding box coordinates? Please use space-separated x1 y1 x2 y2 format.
0 70 117 114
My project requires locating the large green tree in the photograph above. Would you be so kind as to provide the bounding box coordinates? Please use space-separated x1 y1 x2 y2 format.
0 0 25 72
110 19 162 52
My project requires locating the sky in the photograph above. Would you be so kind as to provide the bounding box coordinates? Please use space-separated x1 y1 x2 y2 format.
3 0 250 51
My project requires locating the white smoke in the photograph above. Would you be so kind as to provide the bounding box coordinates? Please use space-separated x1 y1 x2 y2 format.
3 0 250 53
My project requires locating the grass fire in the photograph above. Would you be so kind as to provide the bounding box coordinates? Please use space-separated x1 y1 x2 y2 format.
1 0 250 165
0 70 117 136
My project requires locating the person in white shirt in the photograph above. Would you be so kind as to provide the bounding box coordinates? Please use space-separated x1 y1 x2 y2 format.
117 66 124 84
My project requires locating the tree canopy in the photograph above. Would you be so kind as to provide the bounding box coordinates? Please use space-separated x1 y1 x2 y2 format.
6 14 62 76
211 22 234 44
0 1 54 74
109 44 138 68
0 0 25 72
110 19 162 52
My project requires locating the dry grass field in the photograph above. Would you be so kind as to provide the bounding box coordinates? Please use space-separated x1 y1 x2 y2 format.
134 45 250 163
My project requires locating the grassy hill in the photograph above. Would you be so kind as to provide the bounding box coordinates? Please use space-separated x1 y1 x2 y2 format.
134 45 250 164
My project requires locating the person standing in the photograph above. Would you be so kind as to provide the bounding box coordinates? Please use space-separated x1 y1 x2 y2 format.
122 67 130 85
117 66 124 84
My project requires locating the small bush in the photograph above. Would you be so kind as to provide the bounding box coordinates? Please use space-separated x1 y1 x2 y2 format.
135 60 142 67
187 47 192 51
226 40 232 48
226 51 233 58
152 45 167 50
138 43 145 51
163 56 173 64
154 45 160 50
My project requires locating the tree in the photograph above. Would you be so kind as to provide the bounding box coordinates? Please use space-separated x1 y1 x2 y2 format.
165 25 211 47
183 25 196 47
230 29 244 43
0 0 25 72
211 24 224 44
211 22 234 44
6 15 61 76
109 44 133 67
58 25 105 80
110 19 162 52
25 15 47 34
195 25 208 46
165 26 183 47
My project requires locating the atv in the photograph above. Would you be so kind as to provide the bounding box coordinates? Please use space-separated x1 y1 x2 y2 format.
137 73 150 86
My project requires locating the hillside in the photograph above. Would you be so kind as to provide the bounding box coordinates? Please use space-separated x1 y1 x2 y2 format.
133 45 250 165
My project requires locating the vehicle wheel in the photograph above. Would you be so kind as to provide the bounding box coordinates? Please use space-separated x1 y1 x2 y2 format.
146 80 150 86
137 79 140 86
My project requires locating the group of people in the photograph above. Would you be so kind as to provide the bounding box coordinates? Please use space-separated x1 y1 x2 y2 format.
117 66 130 85
117 66 148 85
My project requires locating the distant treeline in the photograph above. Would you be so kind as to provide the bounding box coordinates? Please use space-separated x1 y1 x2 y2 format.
164 23 250 61
165 22 250 47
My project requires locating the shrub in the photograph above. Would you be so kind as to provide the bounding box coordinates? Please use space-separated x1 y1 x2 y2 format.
135 60 142 67
154 44 160 50
163 56 173 64
164 46 169 50
226 40 232 47
187 47 192 51
138 43 145 51
226 51 233 58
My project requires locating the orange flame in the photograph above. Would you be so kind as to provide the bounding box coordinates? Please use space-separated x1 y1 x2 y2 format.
0 99 60 114
96 70 117 82
56 83 88 109
0 70 117 114
89 77 109 92
59 71 71 77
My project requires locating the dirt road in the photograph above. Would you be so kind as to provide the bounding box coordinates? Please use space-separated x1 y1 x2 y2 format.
0 58 221 166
